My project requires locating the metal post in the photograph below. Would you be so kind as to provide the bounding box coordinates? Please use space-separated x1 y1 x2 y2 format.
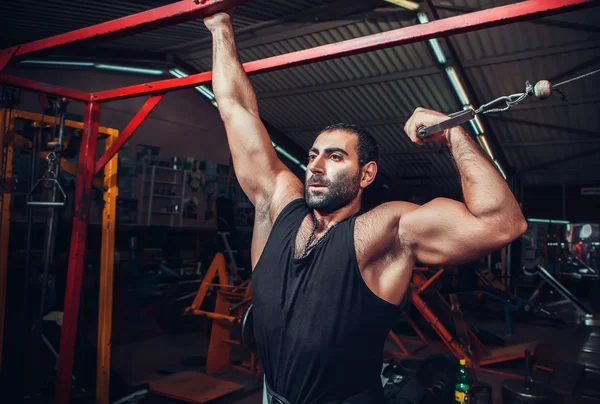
0 109 14 374
54 101 100 404
21 115 40 397
97 131 119 404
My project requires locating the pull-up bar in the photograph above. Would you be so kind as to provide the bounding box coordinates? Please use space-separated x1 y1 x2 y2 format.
91 0 595 102
0 0 252 71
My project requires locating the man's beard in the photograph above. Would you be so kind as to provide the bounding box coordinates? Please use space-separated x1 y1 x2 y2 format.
305 169 361 213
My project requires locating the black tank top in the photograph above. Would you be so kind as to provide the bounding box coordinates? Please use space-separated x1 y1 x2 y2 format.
252 198 400 404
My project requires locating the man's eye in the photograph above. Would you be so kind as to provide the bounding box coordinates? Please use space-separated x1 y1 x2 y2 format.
330 154 341 161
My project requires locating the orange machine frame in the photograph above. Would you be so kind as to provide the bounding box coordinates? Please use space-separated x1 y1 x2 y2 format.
146 253 260 403
387 267 544 380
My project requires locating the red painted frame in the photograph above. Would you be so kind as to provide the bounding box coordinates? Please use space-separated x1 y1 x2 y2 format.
0 0 595 402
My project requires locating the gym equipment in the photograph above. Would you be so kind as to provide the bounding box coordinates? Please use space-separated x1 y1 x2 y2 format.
449 267 565 336
417 68 600 139
524 265 594 323
388 267 541 380
28 98 70 397
0 106 120 402
501 350 554 404
145 253 260 403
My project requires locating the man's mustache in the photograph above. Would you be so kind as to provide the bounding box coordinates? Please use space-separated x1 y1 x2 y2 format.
307 176 330 186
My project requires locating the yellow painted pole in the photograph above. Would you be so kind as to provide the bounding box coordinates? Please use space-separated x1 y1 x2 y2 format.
0 109 14 373
96 132 119 404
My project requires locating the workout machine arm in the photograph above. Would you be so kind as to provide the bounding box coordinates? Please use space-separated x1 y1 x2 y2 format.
205 13 302 218
398 107 527 266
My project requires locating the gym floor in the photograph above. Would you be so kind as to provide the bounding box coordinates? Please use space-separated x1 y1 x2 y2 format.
105 305 600 404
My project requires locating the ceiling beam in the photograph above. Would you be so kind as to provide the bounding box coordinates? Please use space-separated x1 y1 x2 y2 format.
487 115 600 138
462 38 600 69
550 55 600 83
257 67 441 99
432 3 600 33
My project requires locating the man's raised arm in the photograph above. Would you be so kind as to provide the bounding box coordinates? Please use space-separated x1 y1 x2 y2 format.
204 12 302 213
398 108 528 266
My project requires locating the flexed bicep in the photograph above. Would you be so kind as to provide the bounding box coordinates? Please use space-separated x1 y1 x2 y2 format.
398 198 513 266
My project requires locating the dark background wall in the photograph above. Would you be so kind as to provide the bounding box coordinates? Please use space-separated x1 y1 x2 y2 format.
522 185 600 223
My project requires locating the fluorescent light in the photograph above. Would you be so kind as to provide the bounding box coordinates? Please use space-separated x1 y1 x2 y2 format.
195 86 215 100
417 13 447 64
299 164 307 171
169 69 188 78
21 60 94 67
385 0 420 11
477 135 494 160
428 38 447 64
493 159 507 180
96 64 163 75
445 67 470 105
528 218 570 225
472 115 484 135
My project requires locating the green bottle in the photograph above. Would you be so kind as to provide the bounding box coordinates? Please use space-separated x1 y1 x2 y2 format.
455 359 471 403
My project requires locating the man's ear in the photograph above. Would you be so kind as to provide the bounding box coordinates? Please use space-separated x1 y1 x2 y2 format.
360 161 377 188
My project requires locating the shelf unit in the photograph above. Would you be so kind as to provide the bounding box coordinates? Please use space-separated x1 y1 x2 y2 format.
138 164 187 227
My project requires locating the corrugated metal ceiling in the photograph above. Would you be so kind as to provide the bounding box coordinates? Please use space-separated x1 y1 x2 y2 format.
1 0 599 196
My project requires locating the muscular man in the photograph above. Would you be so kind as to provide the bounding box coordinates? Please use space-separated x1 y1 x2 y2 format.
204 11 527 404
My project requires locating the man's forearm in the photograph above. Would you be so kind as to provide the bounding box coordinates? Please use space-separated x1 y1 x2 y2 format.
447 128 521 222
210 21 259 116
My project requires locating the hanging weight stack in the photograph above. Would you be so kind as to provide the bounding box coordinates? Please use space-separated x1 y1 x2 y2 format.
502 350 554 404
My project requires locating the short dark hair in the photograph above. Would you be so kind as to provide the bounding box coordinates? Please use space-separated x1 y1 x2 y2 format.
319 123 378 167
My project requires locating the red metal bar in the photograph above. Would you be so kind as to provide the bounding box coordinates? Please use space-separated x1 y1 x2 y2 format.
94 94 163 174
92 0 595 102
0 0 252 69
55 101 101 404
0 46 19 71
0 74 90 102
418 268 445 294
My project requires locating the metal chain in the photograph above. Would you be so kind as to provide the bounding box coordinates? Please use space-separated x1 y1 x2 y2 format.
45 152 58 179
475 81 533 115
